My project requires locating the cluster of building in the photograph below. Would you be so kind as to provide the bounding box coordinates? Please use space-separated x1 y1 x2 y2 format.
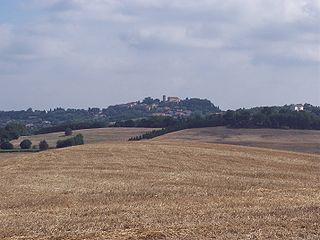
162 95 181 103
113 95 193 118
292 104 304 112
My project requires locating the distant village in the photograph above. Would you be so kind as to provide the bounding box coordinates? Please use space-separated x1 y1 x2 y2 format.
110 95 193 118
0 94 311 130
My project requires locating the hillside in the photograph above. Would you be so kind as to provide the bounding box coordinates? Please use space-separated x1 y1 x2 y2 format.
156 127 320 154
0 97 220 129
11 128 156 148
0 141 319 239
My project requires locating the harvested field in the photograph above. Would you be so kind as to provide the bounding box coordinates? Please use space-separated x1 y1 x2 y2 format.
0 153 23 161
156 127 320 154
11 128 156 148
0 141 319 239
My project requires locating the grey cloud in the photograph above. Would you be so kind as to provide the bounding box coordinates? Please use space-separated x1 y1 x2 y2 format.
0 0 319 110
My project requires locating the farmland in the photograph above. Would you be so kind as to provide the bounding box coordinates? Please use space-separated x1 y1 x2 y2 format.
156 127 320 154
10 127 157 148
0 140 319 239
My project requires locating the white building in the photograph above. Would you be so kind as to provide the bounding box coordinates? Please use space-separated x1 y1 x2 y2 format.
294 104 304 111
167 97 180 103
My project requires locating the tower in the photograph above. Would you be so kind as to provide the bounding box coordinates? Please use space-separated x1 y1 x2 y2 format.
163 95 166 102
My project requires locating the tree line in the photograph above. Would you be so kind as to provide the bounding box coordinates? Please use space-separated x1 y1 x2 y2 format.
35 121 107 134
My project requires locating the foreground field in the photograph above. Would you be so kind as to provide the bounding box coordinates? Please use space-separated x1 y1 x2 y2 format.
157 127 320 154
11 127 156 148
0 141 319 239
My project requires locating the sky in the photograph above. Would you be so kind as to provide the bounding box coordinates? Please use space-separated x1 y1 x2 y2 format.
0 0 319 110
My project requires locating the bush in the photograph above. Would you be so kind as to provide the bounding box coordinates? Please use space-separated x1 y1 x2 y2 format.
74 134 84 145
65 128 73 136
39 140 49 151
20 139 32 149
0 141 14 150
56 134 84 148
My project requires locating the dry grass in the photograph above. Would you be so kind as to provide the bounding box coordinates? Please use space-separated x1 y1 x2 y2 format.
0 141 319 239
156 127 320 154
11 128 156 148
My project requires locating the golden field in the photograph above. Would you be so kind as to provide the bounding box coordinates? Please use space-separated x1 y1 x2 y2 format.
0 140 319 239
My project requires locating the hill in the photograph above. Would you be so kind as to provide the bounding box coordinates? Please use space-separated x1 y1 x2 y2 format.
156 127 320 154
0 141 319 239
11 127 157 148
0 97 220 130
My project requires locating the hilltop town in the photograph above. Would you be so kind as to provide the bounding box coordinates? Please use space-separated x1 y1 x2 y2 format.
103 96 220 121
0 96 220 129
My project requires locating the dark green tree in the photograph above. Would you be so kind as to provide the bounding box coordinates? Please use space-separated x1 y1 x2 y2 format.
74 134 84 145
20 139 32 149
65 128 73 136
39 140 49 151
0 142 14 150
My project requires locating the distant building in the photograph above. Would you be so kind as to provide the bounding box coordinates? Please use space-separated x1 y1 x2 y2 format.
163 95 167 102
167 97 180 103
293 104 304 112
127 102 138 108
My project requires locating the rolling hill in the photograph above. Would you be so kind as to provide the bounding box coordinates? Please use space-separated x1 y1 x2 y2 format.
0 141 319 239
11 127 157 148
156 127 320 154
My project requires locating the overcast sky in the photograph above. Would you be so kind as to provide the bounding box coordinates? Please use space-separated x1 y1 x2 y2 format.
0 0 319 110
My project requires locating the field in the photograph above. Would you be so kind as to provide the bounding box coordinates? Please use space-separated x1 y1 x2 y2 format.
11 128 156 148
156 127 320 154
0 140 319 239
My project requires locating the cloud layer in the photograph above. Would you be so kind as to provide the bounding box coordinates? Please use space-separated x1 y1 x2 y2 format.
0 0 319 110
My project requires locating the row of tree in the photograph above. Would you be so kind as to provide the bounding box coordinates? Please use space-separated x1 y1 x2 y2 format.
114 116 180 128
35 121 106 134
0 139 49 151
0 127 83 151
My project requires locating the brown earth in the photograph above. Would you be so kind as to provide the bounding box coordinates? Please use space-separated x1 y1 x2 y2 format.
0 141 319 239
156 127 320 154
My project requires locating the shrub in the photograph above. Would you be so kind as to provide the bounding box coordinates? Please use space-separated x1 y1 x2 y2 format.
20 139 32 149
39 140 49 151
74 134 84 145
65 128 73 136
56 134 84 149
0 141 14 150
56 138 75 148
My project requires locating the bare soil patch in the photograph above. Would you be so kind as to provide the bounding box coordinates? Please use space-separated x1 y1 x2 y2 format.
156 127 320 154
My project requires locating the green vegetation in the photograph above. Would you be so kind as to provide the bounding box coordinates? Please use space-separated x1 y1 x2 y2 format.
35 121 107 135
20 139 32 149
0 141 14 150
56 134 84 149
39 140 49 151
104 97 220 121
115 116 179 128
0 122 27 143
0 100 319 144
65 128 73 136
